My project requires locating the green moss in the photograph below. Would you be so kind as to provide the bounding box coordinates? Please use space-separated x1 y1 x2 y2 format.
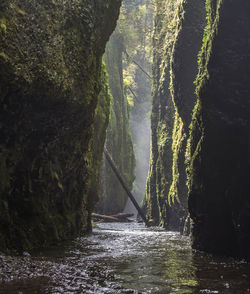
194 0 222 92
186 0 223 196
16 8 25 16
0 23 7 34
0 51 8 60
168 114 184 205
85 61 112 211
146 0 209 231
145 0 187 227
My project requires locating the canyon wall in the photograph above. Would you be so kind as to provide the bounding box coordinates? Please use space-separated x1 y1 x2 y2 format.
146 0 206 230
187 0 250 259
0 0 121 251
147 0 250 259
96 31 136 215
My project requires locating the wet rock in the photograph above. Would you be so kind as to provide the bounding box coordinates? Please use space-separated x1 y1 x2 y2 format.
22 251 31 257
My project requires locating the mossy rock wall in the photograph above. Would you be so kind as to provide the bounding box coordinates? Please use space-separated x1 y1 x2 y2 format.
0 0 121 252
83 65 112 228
187 0 250 259
145 0 206 230
147 0 250 259
96 32 136 215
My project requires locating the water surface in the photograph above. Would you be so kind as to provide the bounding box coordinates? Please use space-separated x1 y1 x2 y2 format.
1 222 250 293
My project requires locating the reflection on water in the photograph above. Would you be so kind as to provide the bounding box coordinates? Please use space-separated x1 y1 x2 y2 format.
1 222 250 293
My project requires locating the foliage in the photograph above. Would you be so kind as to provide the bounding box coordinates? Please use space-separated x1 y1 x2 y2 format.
118 0 153 110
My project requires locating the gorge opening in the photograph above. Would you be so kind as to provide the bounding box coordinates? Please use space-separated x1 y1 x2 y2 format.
0 0 249 293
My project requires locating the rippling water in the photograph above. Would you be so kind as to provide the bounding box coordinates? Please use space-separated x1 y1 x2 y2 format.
1 222 250 293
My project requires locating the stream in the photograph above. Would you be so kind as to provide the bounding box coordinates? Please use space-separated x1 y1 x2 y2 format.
1 222 250 294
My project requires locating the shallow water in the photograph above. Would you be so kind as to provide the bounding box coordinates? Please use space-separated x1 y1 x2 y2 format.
1 222 250 293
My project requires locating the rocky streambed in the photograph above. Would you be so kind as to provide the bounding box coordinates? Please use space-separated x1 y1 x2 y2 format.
0 253 52 282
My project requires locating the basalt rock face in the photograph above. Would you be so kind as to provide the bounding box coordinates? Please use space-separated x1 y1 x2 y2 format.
0 0 121 251
95 32 135 215
148 0 250 259
188 0 250 259
146 0 206 230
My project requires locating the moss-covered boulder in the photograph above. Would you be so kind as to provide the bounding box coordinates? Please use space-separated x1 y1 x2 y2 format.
0 0 121 252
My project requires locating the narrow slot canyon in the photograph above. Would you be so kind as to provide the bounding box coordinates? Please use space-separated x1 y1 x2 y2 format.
0 0 249 293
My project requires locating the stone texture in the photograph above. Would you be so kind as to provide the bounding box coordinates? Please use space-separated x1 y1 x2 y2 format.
145 0 205 230
188 0 250 259
147 0 250 260
0 0 121 251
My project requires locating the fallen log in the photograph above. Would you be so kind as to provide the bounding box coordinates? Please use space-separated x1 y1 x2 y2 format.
92 213 135 223
92 213 119 222
111 213 134 220
104 148 149 226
